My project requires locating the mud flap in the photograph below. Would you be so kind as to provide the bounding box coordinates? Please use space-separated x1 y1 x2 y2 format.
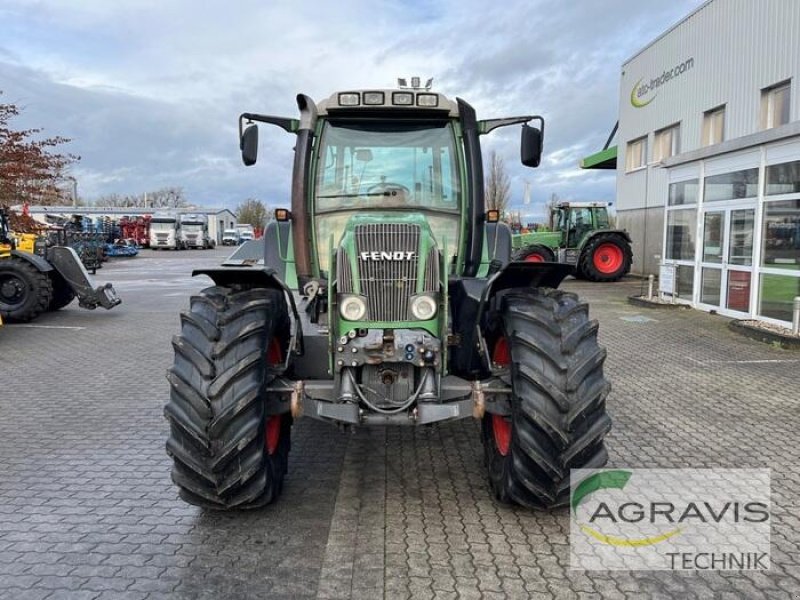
193 266 304 362
46 246 122 310
449 261 573 378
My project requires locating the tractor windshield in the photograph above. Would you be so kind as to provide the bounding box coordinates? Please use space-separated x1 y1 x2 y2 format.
313 120 462 273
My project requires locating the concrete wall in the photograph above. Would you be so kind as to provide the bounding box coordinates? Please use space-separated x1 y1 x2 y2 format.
617 207 664 276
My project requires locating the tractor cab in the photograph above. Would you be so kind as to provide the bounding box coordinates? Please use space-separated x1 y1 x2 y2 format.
552 201 611 248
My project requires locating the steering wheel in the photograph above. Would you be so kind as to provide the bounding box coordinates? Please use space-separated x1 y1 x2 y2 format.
367 182 410 195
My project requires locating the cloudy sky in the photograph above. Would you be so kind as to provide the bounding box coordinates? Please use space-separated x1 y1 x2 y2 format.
0 0 703 217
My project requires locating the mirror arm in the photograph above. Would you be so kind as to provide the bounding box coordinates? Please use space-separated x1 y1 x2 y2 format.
478 116 545 135
238 113 299 138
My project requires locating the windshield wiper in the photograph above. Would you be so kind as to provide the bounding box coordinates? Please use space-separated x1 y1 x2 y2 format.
317 191 396 199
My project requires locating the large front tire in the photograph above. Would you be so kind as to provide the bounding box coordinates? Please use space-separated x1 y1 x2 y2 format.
48 271 76 311
512 244 555 263
0 257 53 322
165 285 291 509
482 288 612 509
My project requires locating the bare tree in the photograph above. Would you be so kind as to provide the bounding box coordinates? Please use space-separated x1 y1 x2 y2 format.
235 198 269 229
148 187 188 208
93 187 188 209
485 151 511 214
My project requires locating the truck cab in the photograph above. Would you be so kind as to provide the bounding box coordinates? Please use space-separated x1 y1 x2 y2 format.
179 214 212 249
221 229 240 246
150 214 182 250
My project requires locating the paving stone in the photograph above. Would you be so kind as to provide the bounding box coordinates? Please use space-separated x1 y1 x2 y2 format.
0 255 797 599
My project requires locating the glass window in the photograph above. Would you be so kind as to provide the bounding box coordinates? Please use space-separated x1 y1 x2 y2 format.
654 124 680 161
728 209 754 266
702 212 724 263
759 274 800 322
765 160 800 196
594 209 609 229
665 209 697 261
567 208 594 247
702 106 725 146
313 120 462 272
626 136 647 172
315 121 461 212
761 81 791 130
676 265 694 300
668 179 699 206
761 199 800 269
701 268 721 305
703 168 759 202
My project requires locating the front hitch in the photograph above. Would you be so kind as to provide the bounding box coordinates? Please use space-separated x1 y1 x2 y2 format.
46 246 122 311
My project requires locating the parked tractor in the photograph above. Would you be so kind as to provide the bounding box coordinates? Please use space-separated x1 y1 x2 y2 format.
165 86 612 510
0 208 121 322
512 202 633 282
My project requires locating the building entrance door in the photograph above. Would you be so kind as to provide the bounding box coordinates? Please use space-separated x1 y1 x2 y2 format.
698 206 755 315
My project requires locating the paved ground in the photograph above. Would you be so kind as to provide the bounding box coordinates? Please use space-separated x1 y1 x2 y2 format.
0 248 798 599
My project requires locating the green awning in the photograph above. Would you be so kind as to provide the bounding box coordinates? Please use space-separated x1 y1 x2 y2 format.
580 145 617 170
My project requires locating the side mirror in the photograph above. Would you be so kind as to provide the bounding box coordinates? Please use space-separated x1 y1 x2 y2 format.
241 124 259 166
521 124 542 168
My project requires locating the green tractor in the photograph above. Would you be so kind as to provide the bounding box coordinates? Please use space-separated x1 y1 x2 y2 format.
512 202 633 282
165 86 612 510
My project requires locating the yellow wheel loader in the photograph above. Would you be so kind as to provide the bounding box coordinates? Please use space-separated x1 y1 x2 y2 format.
0 208 121 323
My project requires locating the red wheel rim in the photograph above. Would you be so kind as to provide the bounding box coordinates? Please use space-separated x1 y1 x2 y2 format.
592 243 624 274
492 337 511 367
491 414 512 456
523 252 545 263
267 338 282 366
491 338 512 456
265 416 281 455
265 338 283 455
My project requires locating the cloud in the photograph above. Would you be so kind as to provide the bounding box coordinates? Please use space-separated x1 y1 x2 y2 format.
0 0 705 213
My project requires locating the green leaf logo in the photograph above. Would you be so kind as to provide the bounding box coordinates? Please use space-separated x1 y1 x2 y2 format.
572 470 632 514
630 79 656 108
572 470 682 547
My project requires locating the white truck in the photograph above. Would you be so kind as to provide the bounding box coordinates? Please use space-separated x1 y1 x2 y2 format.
179 214 214 249
236 224 256 244
149 214 183 250
221 229 240 246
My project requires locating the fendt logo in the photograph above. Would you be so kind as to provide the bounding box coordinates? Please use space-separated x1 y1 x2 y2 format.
359 251 415 261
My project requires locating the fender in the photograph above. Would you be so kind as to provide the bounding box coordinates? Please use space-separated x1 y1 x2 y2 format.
10 249 53 272
448 261 573 378
578 229 633 252
192 266 304 365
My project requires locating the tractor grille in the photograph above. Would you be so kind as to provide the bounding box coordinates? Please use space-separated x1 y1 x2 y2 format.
355 223 420 322
337 247 354 294
423 246 440 293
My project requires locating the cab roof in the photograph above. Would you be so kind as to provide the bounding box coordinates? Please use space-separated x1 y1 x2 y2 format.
555 202 612 209
316 89 459 117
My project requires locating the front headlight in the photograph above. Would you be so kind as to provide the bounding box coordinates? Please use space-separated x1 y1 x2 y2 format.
410 295 438 320
339 295 367 321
